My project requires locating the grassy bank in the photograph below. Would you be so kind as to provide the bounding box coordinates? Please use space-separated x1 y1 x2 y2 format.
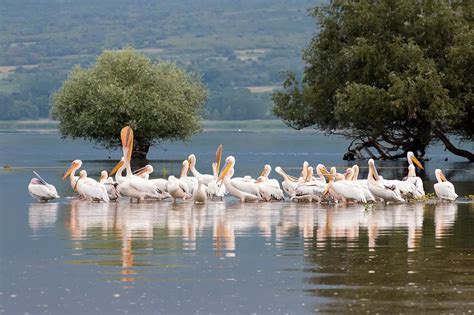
0 119 59 133
0 119 293 133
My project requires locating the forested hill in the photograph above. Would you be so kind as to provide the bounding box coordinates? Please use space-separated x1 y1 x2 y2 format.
0 0 318 120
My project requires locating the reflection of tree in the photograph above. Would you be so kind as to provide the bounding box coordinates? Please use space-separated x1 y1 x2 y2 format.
303 202 463 313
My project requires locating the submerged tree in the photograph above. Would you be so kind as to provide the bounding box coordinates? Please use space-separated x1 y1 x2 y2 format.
273 0 473 161
52 47 207 159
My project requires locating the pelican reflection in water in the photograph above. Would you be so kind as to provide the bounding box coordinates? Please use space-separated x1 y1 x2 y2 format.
27 201 461 284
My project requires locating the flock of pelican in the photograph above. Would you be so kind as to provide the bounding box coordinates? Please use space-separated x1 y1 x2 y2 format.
29 126 459 203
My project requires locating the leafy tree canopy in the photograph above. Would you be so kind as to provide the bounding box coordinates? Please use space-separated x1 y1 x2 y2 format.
52 48 207 159
273 0 473 161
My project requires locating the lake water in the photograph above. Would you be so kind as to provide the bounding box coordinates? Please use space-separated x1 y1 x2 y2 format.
1 131 473 314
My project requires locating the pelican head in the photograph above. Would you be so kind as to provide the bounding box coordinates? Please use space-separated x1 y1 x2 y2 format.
301 161 309 178
134 164 153 177
258 164 272 178
407 151 424 170
305 166 314 181
181 160 190 178
110 157 126 176
100 170 108 181
79 170 87 178
435 169 448 183
368 159 379 181
30 178 42 185
63 159 83 180
188 154 196 169
351 165 360 181
345 167 354 181
217 156 235 184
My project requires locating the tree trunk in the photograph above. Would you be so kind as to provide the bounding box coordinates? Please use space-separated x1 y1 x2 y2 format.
132 143 150 161
435 130 474 162
343 136 427 160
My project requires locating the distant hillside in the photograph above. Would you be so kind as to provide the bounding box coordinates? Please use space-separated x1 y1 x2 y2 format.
0 0 319 121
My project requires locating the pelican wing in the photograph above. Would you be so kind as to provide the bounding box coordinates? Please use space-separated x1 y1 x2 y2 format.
332 181 366 202
434 182 458 201
129 176 164 198
405 176 425 197
78 180 109 202
257 182 284 201
230 179 260 196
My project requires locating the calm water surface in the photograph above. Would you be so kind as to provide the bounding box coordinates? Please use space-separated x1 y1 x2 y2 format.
1 132 473 314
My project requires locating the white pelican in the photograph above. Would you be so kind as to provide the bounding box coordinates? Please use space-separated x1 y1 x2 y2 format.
323 167 366 203
134 165 169 196
99 170 120 201
180 160 197 194
28 171 60 202
63 159 83 193
347 166 375 202
207 161 226 199
166 175 191 202
218 156 260 202
277 166 325 202
382 177 417 199
403 152 425 198
188 154 214 184
111 159 168 201
275 166 298 198
382 152 424 199
315 164 327 182
367 159 404 203
76 170 109 202
298 161 309 182
434 169 458 201
188 144 222 185
110 126 166 202
193 179 207 203
255 164 284 201
330 166 345 180
112 157 127 185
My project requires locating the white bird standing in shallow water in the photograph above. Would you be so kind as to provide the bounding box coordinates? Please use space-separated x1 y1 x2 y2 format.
367 159 405 203
403 151 425 198
434 169 458 201
188 145 222 185
275 166 298 198
346 166 375 202
134 165 170 197
193 179 207 203
28 171 60 202
166 175 191 202
323 166 366 204
76 170 109 202
255 164 284 201
218 156 260 202
180 160 197 194
63 159 83 194
207 161 226 200
110 127 165 202
99 170 120 201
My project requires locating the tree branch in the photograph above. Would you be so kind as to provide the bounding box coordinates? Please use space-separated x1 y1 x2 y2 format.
435 130 474 162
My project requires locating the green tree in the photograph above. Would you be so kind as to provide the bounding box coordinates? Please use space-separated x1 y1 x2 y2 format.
52 48 207 159
273 0 473 161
